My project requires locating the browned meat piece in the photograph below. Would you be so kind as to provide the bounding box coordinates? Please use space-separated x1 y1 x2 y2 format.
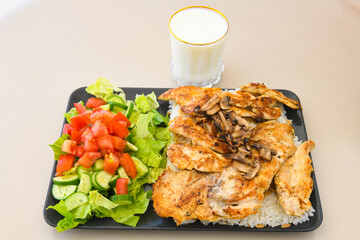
208 121 297 219
239 83 302 109
159 86 223 115
152 168 221 225
275 140 315 217
169 116 230 153
168 142 232 172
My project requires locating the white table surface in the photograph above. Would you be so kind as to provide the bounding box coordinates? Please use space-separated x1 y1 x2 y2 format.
1 0 359 239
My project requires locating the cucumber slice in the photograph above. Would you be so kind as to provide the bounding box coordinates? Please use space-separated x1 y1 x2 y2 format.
77 165 90 178
53 174 80 186
52 184 77 200
106 95 125 104
77 173 92 194
125 101 135 119
90 171 103 191
117 166 129 179
132 157 148 176
109 194 134 205
109 175 120 188
64 192 88 211
94 171 113 191
93 159 105 170
126 141 138 152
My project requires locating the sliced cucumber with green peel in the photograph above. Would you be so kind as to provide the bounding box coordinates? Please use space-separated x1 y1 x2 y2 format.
94 170 113 191
125 101 135 119
106 95 125 104
53 174 80 186
117 166 129 179
77 173 92 194
109 194 134 205
126 141 138 152
77 165 91 178
52 184 77 200
132 157 148 176
90 171 103 191
109 175 120 188
93 159 105 170
64 192 88 211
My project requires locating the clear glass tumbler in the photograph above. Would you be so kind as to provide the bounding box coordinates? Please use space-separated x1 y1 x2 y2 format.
169 6 229 87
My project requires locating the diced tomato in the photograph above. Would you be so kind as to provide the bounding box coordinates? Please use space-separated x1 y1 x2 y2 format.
91 120 108 138
85 97 106 108
77 151 101 168
62 124 73 135
113 150 122 160
114 112 131 128
96 135 114 153
116 178 129 195
74 103 87 114
56 154 75 175
119 153 137 178
70 113 90 131
81 128 95 142
111 136 127 151
84 138 99 152
75 145 86 157
110 119 129 138
61 140 77 155
70 129 82 143
104 153 120 175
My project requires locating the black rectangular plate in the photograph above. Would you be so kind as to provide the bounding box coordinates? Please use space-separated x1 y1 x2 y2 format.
43 87 323 232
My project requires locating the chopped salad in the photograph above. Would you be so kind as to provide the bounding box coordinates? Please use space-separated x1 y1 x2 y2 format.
47 78 170 232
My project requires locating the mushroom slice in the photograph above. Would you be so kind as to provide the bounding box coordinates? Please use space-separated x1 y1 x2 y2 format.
236 116 250 130
218 111 231 132
204 121 218 136
200 95 221 111
220 96 232 110
259 146 272 161
222 152 253 165
232 160 261 180
206 104 221 115
238 145 251 156
231 130 247 139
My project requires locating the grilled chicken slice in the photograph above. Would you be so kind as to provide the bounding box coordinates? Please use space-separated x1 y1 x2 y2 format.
240 83 301 109
152 168 221 225
275 140 315 217
208 121 297 219
168 142 232 172
169 116 230 154
159 86 223 115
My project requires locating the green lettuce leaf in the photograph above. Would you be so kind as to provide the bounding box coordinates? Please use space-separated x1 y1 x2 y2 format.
135 92 159 113
132 137 163 168
131 112 155 140
85 77 124 100
49 134 70 160
151 109 169 125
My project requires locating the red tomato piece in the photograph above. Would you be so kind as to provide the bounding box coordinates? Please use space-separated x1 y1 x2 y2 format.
116 178 129 195
111 136 127 151
84 138 99 152
62 124 73 135
104 153 120 175
81 128 95 142
70 129 82 143
96 135 114 153
74 103 87 114
61 140 77 155
70 113 91 131
85 97 106 108
77 151 101 168
75 145 86 157
110 119 129 138
119 153 137 178
56 154 75 175
91 120 108 138
114 112 131 128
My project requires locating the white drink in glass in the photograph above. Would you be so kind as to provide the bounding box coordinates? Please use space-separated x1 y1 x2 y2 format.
169 6 229 87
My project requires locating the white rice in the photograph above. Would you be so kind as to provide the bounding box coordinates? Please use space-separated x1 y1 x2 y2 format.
166 100 313 228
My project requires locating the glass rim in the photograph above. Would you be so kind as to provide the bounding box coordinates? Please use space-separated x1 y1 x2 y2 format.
168 6 229 46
